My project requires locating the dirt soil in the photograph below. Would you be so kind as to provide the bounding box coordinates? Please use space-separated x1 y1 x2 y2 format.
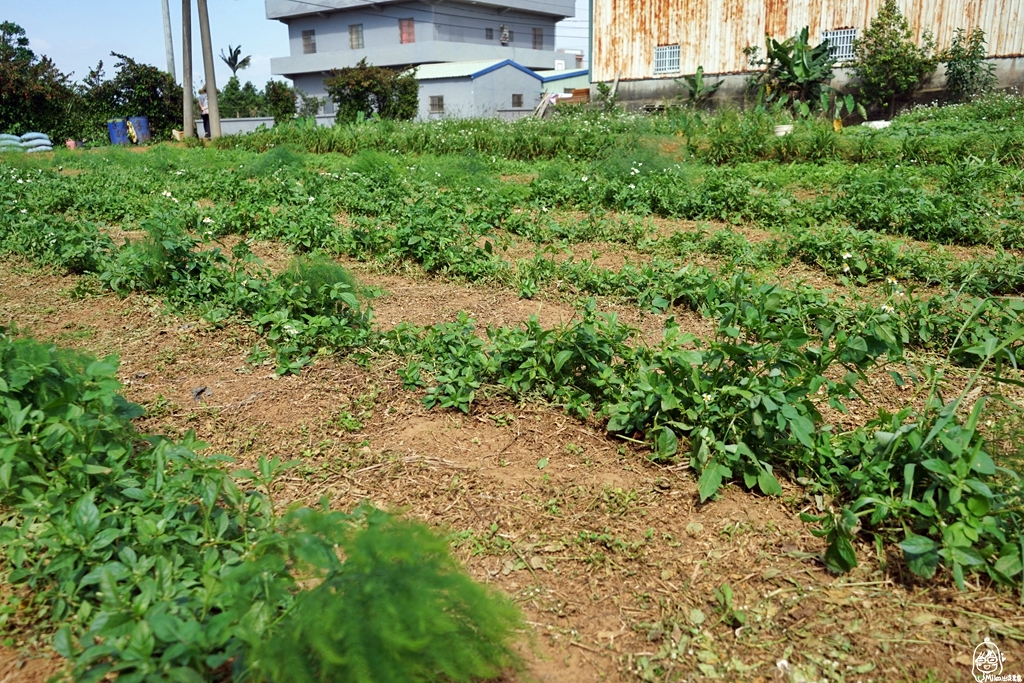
2 262 1023 683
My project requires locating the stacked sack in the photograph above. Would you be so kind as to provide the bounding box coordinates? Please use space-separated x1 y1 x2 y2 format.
0 134 22 153
22 132 53 153
0 132 54 153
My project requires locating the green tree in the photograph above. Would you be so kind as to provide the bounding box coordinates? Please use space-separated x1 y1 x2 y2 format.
0 21 80 139
265 79 296 124
82 53 184 140
296 89 325 119
944 27 996 102
219 44 251 76
852 0 938 117
219 75 266 117
323 59 418 123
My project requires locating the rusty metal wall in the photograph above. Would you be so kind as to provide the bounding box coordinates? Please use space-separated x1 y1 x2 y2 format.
592 0 1024 82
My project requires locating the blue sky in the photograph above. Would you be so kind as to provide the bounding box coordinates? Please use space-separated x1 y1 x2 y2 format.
2 0 590 90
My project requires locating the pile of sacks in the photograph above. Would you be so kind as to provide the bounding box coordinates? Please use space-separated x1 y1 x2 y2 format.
0 132 54 154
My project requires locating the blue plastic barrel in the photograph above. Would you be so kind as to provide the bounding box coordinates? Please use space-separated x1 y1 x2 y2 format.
107 119 129 145
129 116 151 143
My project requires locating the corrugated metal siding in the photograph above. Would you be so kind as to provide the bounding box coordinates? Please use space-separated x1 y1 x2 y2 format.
592 0 1024 81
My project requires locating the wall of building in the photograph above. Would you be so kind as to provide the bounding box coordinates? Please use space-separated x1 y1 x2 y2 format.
415 67 543 119
265 0 576 22
416 78 477 119
272 42 562 80
473 67 543 116
195 114 338 137
598 57 1024 109
284 4 556 56
592 0 1023 83
540 73 591 93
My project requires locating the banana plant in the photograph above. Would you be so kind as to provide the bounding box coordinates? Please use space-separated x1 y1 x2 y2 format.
765 27 834 102
675 65 723 107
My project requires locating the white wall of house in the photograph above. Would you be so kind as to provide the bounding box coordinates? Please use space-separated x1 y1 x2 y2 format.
473 67 543 116
269 0 566 79
415 65 544 119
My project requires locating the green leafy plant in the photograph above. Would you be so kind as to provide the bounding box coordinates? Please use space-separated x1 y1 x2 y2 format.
852 0 939 116
766 27 835 106
0 22 85 140
0 333 523 682
595 82 619 113
220 44 252 76
265 79 297 125
675 66 722 107
944 27 996 102
324 59 418 124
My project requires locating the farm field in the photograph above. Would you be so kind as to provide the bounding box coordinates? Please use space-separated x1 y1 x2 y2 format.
2 95 1024 682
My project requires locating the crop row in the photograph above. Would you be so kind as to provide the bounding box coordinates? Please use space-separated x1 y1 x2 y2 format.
207 93 1024 168
2 168 1023 594
0 330 522 681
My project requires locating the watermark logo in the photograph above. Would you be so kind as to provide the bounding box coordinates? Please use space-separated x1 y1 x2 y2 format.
972 637 1018 682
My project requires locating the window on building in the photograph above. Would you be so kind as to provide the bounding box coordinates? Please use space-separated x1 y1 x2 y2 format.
399 18 415 44
485 27 494 40
532 27 544 50
512 93 524 108
349 24 364 50
823 28 857 62
653 44 680 75
429 95 444 114
302 30 317 54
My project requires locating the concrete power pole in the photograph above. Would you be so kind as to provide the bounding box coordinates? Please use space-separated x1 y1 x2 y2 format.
161 0 176 79
196 0 222 138
182 0 194 137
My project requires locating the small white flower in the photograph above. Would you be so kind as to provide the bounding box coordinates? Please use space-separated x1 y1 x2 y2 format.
842 252 852 260
886 277 898 286
880 304 894 313
308 196 315 203
702 393 713 403
581 175 588 182
842 264 850 273
20 209 27 214
202 217 213 224
16 179 22 184
476 187 481 191
542 206 548 213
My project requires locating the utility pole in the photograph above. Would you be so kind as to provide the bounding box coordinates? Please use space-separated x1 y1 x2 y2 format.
182 0 194 137
161 0 176 79
196 0 222 138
